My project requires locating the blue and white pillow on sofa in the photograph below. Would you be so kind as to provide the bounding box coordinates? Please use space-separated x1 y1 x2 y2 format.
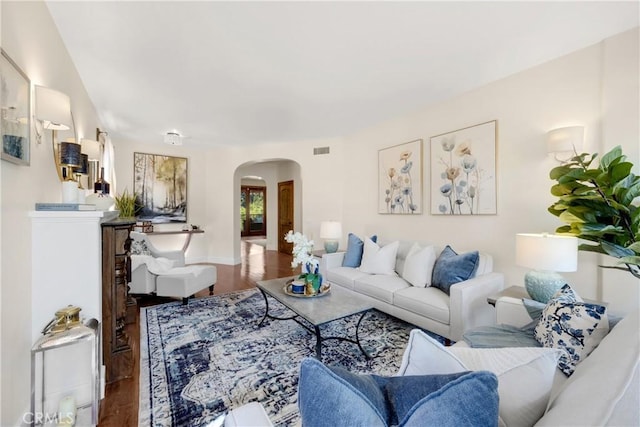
431 245 479 294
342 233 377 268
298 357 499 427
534 284 609 376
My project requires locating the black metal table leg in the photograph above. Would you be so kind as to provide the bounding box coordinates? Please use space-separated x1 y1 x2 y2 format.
314 325 323 359
355 310 372 359
258 288 270 326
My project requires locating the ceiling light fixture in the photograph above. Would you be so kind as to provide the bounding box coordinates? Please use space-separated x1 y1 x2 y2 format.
164 131 182 146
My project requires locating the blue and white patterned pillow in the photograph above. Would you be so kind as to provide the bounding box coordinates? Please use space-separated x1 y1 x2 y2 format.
534 284 609 376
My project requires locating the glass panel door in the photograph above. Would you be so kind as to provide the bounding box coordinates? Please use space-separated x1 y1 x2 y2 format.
240 186 266 236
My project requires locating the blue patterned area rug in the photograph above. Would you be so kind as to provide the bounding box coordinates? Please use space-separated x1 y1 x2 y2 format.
139 288 443 426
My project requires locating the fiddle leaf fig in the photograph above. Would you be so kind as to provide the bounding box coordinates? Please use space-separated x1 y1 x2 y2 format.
548 145 640 279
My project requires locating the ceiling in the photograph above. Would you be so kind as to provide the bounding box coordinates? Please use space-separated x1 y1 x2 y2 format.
46 1 639 147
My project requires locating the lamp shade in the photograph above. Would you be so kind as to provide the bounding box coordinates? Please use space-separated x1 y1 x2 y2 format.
73 153 89 174
59 142 82 167
35 85 71 130
515 233 578 272
546 126 584 154
320 221 342 239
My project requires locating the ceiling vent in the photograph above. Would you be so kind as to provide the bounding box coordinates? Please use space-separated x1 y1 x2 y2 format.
313 146 330 155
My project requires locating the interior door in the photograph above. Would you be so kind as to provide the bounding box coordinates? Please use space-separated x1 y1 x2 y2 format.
240 186 266 237
278 180 294 254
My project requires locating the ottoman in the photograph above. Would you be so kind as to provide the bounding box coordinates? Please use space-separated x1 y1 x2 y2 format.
156 264 217 304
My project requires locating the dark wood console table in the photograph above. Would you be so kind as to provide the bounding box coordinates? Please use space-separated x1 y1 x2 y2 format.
101 218 136 383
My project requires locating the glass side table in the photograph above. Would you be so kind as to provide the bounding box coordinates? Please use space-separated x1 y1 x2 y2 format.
30 319 100 427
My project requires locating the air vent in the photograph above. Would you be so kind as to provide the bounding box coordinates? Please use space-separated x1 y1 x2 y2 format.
313 146 330 155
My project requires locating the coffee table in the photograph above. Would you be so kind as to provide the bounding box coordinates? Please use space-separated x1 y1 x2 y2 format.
256 276 374 360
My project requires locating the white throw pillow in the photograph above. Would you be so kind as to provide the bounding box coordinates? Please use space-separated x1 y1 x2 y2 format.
358 238 399 275
397 329 562 427
401 243 437 287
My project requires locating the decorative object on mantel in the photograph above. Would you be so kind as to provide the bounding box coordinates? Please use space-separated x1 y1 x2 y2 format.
134 152 188 223
60 141 82 203
515 233 578 303
548 145 640 278
378 139 422 214
430 120 497 215
319 221 342 253
1 49 31 165
134 220 153 233
284 230 323 295
114 188 140 218
86 166 115 211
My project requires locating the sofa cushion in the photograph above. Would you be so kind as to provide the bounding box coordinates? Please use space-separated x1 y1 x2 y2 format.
354 274 410 304
431 246 479 295
342 233 377 268
537 309 639 426
360 239 399 275
397 329 562 427
326 266 370 290
401 243 437 288
298 357 499 427
393 286 450 325
534 284 609 376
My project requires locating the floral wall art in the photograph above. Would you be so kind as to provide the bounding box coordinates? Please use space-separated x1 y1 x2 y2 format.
430 120 497 215
378 139 423 214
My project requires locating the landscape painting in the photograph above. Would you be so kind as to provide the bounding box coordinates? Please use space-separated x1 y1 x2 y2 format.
134 152 188 223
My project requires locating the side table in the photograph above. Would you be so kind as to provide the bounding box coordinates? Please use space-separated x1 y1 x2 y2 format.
486 286 529 306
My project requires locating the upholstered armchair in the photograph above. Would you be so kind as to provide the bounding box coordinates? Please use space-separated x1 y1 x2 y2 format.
129 231 185 294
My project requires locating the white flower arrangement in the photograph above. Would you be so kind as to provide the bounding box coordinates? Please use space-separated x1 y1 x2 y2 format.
284 230 319 273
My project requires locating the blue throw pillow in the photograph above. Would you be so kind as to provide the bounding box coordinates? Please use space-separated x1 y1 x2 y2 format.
431 246 480 295
342 233 377 267
298 357 499 427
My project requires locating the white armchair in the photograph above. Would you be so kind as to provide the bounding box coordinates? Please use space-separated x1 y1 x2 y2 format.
129 231 185 294
129 231 217 304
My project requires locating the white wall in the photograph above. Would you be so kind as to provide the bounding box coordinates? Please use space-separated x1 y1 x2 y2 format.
1 2 102 424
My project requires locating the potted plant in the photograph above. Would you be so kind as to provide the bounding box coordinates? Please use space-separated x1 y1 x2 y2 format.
548 145 639 278
284 230 322 293
114 188 141 219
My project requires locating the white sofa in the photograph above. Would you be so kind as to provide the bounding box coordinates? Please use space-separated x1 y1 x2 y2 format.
320 241 505 342
491 296 639 426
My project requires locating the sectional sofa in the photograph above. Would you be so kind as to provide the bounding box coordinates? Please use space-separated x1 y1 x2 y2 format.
319 239 505 342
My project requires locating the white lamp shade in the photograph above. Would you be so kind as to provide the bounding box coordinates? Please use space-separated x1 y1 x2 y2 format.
320 221 342 239
546 126 584 154
516 233 578 272
35 85 71 130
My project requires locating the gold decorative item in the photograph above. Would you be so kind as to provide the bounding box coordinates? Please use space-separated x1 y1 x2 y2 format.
42 305 82 335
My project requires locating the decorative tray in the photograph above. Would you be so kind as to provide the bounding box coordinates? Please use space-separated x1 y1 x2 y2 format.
283 280 331 298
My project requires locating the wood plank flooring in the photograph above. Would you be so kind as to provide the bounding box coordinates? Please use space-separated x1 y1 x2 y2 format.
98 239 293 426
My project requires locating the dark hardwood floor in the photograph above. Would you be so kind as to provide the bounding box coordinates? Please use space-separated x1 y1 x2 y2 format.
98 238 293 426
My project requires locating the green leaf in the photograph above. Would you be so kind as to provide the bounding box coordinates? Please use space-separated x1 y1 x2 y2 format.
601 241 634 258
610 162 633 184
549 165 573 180
617 256 640 267
627 242 640 253
599 146 623 170
559 210 585 224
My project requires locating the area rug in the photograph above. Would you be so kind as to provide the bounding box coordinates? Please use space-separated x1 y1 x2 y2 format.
139 288 444 426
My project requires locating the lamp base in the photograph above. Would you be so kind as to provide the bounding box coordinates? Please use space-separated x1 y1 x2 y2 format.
324 240 339 253
524 270 566 303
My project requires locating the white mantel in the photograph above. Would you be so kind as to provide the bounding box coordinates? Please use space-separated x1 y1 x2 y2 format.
29 210 118 342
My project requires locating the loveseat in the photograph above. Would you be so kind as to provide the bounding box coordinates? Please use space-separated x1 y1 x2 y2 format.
320 238 505 342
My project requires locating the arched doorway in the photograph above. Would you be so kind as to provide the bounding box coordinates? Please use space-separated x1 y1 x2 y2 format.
233 159 302 261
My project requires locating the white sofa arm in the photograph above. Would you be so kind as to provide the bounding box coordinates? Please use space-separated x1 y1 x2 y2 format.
319 251 345 276
449 272 505 342
495 296 534 327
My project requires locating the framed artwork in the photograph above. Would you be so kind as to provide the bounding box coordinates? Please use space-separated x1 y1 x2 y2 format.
378 139 423 214
1 49 31 165
430 120 497 215
134 152 188 223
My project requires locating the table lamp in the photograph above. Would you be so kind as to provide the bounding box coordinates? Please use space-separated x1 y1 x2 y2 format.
320 221 342 253
59 141 82 203
515 233 578 303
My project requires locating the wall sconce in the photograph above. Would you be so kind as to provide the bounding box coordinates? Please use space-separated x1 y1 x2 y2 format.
320 221 342 253
547 126 584 163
